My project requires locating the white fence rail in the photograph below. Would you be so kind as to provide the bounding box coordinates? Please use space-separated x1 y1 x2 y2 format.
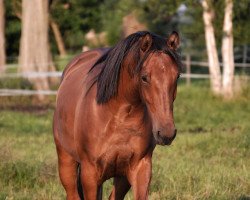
182 60 250 68
0 71 62 78
0 89 57 96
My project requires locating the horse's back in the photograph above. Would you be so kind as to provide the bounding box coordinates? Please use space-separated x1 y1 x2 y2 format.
53 48 108 159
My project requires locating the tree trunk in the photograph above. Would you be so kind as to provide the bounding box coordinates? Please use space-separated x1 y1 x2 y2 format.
201 0 222 95
0 0 6 73
222 0 234 98
19 0 54 101
50 19 67 57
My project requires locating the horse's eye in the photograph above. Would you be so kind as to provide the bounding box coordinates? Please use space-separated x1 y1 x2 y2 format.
141 75 148 83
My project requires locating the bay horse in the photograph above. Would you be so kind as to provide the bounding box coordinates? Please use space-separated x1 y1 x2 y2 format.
53 31 181 200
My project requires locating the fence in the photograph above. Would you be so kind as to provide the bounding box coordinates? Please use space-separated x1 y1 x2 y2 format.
0 54 250 96
182 54 250 86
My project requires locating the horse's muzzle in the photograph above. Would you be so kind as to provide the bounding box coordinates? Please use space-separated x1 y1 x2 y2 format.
154 129 177 146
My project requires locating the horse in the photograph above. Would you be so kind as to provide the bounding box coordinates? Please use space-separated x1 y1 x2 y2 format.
53 31 182 200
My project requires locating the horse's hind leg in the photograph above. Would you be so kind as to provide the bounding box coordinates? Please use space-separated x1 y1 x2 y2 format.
56 142 81 200
109 176 131 200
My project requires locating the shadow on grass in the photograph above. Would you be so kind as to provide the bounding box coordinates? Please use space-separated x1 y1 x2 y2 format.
238 195 250 200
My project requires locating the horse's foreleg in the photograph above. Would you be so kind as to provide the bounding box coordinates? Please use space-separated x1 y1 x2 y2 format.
80 163 102 200
129 158 152 200
56 143 81 200
97 185 103 200
109 176 131 200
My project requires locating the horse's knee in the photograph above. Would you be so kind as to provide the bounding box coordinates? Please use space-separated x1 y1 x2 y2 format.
128 158 152 200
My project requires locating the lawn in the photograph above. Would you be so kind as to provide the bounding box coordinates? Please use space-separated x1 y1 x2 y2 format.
0 83 249 200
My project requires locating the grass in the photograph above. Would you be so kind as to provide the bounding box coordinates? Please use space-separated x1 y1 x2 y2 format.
0 83 249 199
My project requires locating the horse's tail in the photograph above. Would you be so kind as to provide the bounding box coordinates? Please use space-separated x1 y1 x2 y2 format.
77 163 84 200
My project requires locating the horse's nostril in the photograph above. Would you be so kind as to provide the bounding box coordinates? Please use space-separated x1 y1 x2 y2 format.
157 131 160 137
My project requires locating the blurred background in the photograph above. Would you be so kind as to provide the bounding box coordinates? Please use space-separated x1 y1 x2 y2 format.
0 0 249 199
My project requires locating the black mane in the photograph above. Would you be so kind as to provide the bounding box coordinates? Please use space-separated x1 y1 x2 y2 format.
89 31 182 104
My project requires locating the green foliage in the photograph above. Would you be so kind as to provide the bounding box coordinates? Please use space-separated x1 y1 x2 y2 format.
100 0 185 45
233 0 250 45
50 0 103 52
5 0 21 57
100 0 141 45
0 83 249 199
99 0 123 45
140 0 183 35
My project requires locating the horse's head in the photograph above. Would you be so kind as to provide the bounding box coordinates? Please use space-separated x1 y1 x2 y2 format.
139 32 181 145
91 31 181 145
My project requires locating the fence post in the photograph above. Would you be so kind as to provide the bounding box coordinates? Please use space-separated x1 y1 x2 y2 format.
243 44 247 71
186 54 191 85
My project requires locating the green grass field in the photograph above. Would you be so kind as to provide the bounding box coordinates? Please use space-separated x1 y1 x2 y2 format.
0 83 249 200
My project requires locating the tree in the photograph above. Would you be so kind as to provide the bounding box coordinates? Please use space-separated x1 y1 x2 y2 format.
0 0 5 73
201 0 236 98
222 0 234 98
19 0 53 101
50 18 67 57
201 0 222 95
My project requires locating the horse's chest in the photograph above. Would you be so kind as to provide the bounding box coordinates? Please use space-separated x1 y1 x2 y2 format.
96 145 134 180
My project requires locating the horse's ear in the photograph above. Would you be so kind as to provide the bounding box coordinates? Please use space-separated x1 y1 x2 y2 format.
140 34 152 52
167 31 180 51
